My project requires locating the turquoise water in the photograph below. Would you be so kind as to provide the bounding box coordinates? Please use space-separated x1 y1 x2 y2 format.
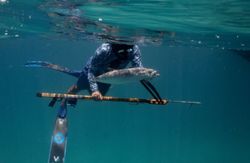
1 0 250 163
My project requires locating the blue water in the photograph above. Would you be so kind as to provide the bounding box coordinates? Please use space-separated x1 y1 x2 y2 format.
0 0 250 163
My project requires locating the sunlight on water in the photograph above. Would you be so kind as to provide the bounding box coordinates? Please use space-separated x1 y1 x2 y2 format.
0 0 249 50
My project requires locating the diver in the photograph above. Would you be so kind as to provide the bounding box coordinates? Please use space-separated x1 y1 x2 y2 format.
54 42 143 118
45 42 162 118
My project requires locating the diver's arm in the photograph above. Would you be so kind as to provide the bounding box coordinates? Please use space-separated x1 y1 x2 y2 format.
87 68 103 99
87 43 110 96
131 45 143 67
87 68 99 93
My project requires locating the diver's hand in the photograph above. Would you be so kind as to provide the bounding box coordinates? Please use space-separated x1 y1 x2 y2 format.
91 91 103 100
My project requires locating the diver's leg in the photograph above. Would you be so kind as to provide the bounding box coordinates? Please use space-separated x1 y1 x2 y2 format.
66 84 80 106
49 84 80 107
59 72 88 108
58 100 68 118
57 84 80 118
67 84 80 94
62 84 80 106
62 72 90 106
56 73 88 118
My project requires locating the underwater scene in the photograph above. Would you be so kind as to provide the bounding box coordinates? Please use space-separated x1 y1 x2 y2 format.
0 0 250 163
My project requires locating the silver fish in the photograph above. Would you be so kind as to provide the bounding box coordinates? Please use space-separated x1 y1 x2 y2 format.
96 67 159 84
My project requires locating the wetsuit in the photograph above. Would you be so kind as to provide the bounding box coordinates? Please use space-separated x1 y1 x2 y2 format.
76 43 143 95
58 43 143 118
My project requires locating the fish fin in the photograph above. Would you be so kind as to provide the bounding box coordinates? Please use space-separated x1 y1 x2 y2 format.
140 80 163 103
140 80 159 100
143 80 162 101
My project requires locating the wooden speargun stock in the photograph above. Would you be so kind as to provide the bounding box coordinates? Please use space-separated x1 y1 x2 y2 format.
37 92 168 105
37 92 201 105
